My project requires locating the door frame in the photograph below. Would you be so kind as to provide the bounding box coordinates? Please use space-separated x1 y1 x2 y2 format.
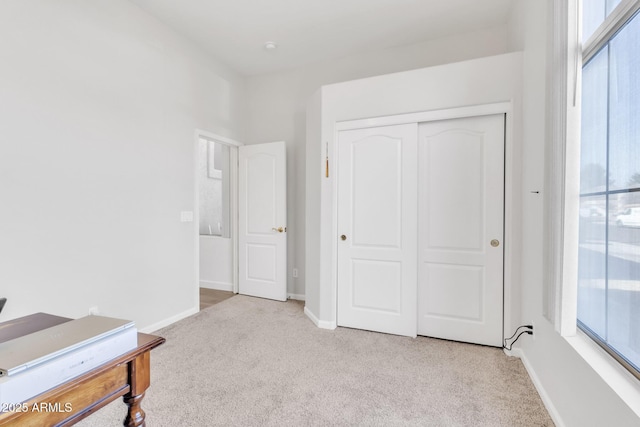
332 102 514 340
194 130 243 305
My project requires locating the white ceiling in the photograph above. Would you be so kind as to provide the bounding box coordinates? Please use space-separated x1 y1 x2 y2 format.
130 0 514 76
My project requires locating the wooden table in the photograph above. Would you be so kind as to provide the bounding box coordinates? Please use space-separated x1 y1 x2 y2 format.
0 313 165 426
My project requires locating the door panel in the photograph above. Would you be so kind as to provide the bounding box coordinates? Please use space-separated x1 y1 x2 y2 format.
238 142 287 301
418 114 504 347
352 259 402 312
425 130 484 251
246 154 276 234
424 264 484 321
246 244 276 281
337 124 417 337
351 138 402 248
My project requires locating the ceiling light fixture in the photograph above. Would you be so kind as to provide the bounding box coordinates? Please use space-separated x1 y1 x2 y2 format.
264 41 278 51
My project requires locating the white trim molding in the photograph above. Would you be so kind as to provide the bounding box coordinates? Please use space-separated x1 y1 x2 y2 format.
565 331 640 418
335 102 511 132
200 280 234 292
304 306 336 330
140 306 199 334
545 0 581 336
509 348 566 427
194 129 244 147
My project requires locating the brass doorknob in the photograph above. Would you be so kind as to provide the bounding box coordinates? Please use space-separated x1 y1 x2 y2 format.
272 227 286 233
490 239 500 247
341 235 347 241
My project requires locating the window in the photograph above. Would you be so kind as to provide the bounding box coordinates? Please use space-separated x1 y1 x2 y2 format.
577 0 640 378
198 138 231 237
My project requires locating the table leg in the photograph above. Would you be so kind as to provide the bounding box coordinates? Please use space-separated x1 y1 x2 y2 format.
123 392 146 427
123 351 152 427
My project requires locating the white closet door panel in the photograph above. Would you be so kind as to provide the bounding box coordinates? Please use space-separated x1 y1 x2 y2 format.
424 263 484 321
352 259 402 312
418 114 504 347
351 138 402 248
425 130 484 251
337 124 417 337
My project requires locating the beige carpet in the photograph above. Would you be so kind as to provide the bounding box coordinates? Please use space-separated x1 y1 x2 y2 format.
78 296 553 426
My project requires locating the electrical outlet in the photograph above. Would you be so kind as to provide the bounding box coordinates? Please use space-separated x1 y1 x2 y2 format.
292 268 298 278
531 321 535 341
89 306 100 315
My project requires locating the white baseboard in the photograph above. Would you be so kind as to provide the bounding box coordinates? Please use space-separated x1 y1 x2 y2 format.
304 306 336 330
140 306 198 334
510 348 565 427
199 280 233 292
287 293 305 301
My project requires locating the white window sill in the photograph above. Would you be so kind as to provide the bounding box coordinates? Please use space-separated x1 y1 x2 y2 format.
564 329 640 417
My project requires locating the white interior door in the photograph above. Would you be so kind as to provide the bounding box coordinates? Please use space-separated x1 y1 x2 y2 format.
238 141 287 301
417 114 504 347
337 124 418 337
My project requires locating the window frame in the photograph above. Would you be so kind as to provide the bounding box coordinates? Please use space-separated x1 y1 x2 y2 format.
574 0 640 381
583 1 640 64
548 1 640 414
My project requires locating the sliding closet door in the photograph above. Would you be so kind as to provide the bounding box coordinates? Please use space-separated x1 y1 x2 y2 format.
417 114 504 347
337 124 418 337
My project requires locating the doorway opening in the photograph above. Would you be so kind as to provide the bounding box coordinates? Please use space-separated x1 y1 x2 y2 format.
195 131 241 304
195 132 288 309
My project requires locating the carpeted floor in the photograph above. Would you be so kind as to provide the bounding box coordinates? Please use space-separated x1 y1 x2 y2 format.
78 296 553 426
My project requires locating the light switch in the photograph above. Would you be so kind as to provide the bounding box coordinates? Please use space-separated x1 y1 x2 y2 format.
180 211 194 222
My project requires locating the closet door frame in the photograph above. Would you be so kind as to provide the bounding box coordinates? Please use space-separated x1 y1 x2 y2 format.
333 102 514 339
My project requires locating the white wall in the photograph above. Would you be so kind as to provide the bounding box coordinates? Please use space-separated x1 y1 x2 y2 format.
0 0 245 331
199 237 233 291
244 25 509 299
510 1 640 425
